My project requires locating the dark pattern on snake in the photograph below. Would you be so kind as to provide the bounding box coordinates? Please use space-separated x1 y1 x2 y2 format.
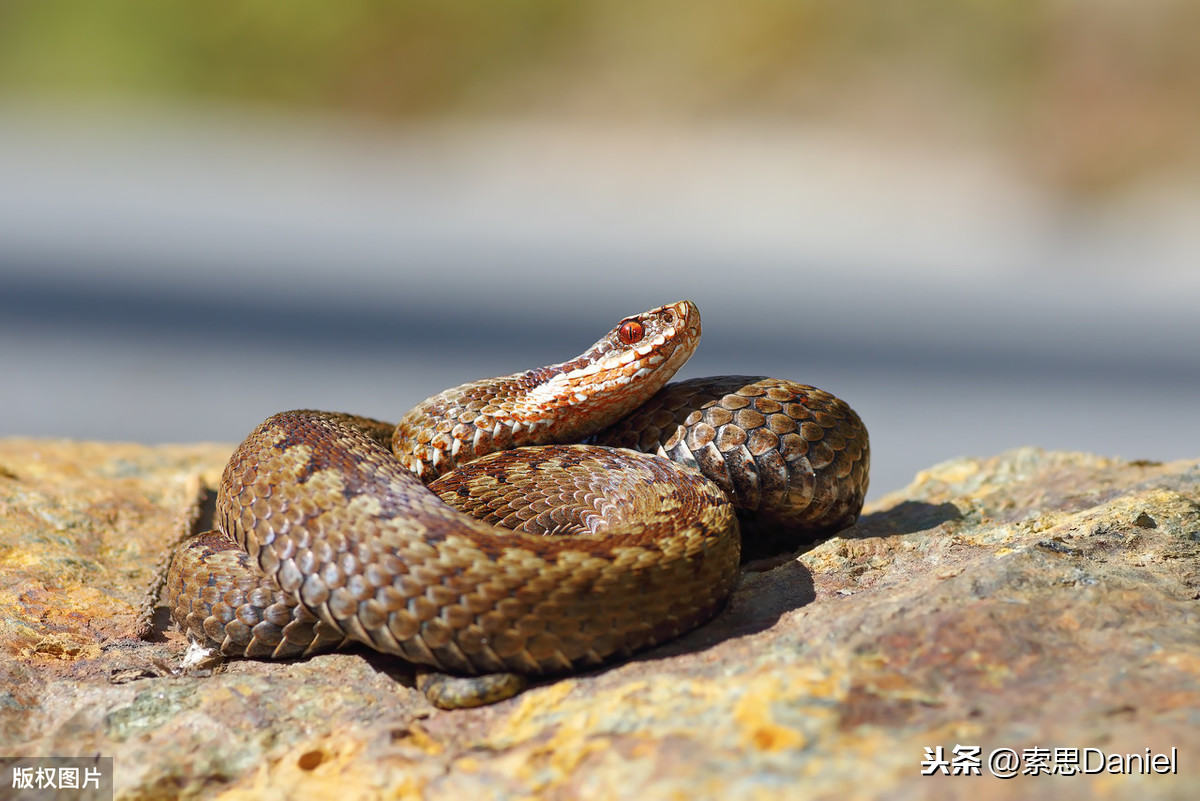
163 300 869 707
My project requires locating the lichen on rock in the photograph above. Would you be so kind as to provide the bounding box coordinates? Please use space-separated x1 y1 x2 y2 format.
1 439 1197 799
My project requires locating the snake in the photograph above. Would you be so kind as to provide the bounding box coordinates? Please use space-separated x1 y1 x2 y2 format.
162 300 869 707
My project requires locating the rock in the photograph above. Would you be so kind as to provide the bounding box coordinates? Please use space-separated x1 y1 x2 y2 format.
1 439 1197 799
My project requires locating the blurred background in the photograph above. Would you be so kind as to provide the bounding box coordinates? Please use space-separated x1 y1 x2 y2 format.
1 0 1197 500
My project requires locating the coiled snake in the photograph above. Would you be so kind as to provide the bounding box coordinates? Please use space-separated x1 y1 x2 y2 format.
162 301 869 707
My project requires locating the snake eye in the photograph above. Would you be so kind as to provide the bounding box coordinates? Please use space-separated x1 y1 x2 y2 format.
618 321 645 345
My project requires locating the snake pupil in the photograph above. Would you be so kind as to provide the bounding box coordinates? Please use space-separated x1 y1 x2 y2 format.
618 321 645 345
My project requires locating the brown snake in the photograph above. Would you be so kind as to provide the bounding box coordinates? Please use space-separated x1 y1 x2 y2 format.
162 300 869 707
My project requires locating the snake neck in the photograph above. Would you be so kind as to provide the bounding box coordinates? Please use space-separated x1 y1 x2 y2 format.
392 300 701 481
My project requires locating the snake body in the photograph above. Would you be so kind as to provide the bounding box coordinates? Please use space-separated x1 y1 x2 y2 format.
165 301 868 701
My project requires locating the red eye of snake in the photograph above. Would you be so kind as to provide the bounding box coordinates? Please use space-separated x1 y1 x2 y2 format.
618 320 645 345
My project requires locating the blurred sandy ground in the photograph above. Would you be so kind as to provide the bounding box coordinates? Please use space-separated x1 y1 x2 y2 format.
1 2 1197 499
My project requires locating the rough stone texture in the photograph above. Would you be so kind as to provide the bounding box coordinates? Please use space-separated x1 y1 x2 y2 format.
1 438 1198 800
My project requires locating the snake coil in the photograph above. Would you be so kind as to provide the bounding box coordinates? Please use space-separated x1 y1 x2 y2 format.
164 300 868 704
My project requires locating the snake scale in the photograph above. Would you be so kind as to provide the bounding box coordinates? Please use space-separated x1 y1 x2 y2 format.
163 300 869 707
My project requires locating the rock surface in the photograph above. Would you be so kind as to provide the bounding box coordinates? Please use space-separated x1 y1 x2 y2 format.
1 438 1198 800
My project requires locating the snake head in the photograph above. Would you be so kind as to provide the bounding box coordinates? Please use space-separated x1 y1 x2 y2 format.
521 300 701 427
574 299 700 379
396 300 701 478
